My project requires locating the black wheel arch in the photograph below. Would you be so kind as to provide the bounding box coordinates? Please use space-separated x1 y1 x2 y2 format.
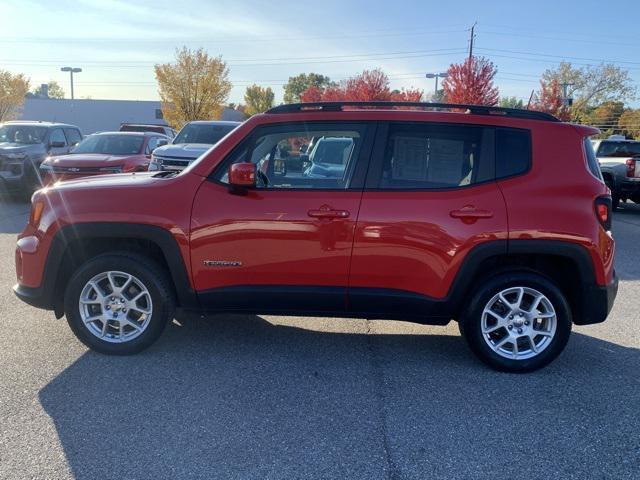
39 223 198 314
447 239 610 325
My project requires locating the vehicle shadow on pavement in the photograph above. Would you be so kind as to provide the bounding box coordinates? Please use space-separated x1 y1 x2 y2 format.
0 197 29 234
38 314 639 480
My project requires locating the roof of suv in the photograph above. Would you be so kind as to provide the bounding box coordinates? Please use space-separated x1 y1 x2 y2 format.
185 120 242 126
90 131 168 137
3 121 80 129
267 101 560 122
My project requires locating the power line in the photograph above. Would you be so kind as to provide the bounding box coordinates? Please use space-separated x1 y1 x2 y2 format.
478 47 640 66
0 49 469 69
0 26 469 45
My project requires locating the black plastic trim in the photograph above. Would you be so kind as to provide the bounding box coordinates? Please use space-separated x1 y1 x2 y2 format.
267 102 560 122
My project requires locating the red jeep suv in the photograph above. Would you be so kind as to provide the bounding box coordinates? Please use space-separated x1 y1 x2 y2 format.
14 102 618 372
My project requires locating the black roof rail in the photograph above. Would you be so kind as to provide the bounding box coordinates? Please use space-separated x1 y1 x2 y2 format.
266 101 559 122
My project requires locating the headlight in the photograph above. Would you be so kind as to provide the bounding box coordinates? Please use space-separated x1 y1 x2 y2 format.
6 153 26 160
99 166 123 173
39 163 53 171
149 155 162 171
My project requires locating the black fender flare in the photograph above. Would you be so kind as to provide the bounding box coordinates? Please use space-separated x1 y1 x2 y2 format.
40 222 198 311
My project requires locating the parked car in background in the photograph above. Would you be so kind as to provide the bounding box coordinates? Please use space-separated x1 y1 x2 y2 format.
39 132 168 185
149 120 240 172
0 121 82 197
15 101 617 373
592 135 640 209
303 137 354 179
120 123 176 139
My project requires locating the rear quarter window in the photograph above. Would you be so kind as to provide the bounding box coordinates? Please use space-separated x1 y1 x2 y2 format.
495 128 531 179
584 138 604 181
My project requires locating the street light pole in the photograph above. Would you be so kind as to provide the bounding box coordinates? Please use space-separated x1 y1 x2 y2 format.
425 72 448 95
60 66 82 99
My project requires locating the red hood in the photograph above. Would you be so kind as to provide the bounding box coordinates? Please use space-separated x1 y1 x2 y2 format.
44 153 142 167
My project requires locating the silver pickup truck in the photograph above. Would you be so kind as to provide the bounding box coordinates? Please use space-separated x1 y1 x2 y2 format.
592 136 640 210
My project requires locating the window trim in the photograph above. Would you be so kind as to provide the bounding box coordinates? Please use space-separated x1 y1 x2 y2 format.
365 121 503 192
209 121 377 191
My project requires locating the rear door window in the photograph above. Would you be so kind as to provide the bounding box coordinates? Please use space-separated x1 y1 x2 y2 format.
372 123 494 189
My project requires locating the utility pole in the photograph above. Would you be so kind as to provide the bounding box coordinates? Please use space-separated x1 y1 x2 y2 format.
560 82 574 107
468 22 477 60
60 66 82 100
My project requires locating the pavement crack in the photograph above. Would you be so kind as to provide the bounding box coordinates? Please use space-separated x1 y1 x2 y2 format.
365 320 402 480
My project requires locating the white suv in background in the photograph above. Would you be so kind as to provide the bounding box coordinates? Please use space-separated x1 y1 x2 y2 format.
149 121 241 172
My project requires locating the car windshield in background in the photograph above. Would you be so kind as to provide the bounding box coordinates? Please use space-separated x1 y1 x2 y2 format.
597 141 640 157
311 139 354 165
72 135 144 155
174 124 235 145
0 125 47 144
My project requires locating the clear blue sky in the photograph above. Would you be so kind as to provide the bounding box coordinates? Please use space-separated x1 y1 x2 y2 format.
3 0 639 105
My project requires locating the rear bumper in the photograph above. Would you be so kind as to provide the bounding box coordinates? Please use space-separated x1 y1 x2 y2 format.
618 179 640 196
576 271 619 325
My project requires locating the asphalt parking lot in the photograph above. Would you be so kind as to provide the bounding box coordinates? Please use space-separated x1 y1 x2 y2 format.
0 198 638 480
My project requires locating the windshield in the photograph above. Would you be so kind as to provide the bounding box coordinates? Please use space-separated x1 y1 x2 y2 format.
0 125 47 144
174 123 236 145
72 134 144 155
597 141 640 157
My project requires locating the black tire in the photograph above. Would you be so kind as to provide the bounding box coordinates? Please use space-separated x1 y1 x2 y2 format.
64 252 175 355
460 271 572 373
632 195 640 205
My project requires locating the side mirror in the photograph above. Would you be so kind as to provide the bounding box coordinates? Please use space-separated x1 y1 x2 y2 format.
228 162 256 190
50 141 65 148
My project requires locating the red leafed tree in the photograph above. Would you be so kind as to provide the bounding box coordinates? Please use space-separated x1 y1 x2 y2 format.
299 85 323 103
531 79 570 121
391 88 423 102
344 69 391 100
299 69 423 103
442 56 499 106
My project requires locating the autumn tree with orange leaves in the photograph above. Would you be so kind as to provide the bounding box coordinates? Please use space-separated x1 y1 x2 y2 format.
442 56 499 106
531 79 570 121
300 69 423 103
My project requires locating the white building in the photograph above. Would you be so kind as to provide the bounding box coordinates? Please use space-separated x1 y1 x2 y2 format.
19 98 245 135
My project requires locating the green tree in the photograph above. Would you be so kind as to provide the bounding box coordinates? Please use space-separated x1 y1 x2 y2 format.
541 62 636 120
32 81 65 99
244 84 275 116
586 101 625 136
0 70 29 122
499 96 524 109
618 108 640 139
154 47 232 129
283 73 333 104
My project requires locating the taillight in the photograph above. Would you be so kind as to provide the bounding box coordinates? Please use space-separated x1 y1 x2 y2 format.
625 158 636 178
594 196 612 231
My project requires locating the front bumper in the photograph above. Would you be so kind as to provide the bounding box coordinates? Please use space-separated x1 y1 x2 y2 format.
13 283 54 310
576 271 619 325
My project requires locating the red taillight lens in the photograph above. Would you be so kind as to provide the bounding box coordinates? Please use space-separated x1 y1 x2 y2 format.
626 158 636 178
594 196 612 231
